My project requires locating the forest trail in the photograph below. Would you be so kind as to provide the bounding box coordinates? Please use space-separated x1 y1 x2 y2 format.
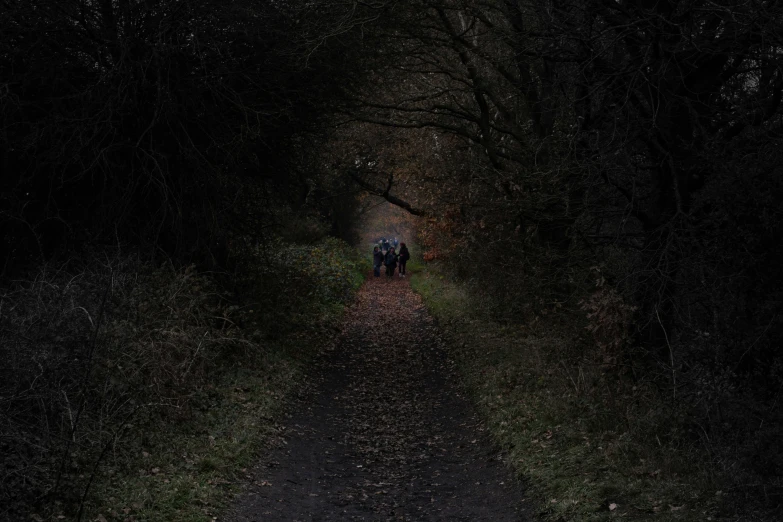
225 273 530 521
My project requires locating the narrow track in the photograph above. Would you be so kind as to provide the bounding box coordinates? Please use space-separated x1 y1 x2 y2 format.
225 274 529 521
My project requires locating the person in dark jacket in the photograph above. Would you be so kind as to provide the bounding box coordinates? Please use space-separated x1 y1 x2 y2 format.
384 247 398 278
372 246 384 277
397 242 410 277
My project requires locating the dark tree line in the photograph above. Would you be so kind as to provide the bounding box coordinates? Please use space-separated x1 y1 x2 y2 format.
0 0 373 275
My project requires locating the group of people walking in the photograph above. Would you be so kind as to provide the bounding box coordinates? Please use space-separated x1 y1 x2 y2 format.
378 237 399 251
373 240 410 279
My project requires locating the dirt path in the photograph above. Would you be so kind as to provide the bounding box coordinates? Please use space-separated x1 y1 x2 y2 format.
225 275 530 521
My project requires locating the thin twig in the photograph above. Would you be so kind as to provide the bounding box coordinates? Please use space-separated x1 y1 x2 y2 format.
655 306 675 402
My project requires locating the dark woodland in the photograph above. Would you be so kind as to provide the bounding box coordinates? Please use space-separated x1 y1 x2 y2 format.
1 0 782 520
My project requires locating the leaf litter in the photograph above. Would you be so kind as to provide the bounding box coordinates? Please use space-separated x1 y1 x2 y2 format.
224 274 530 521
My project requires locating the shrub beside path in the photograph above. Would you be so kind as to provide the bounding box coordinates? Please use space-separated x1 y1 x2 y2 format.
225 274 530 521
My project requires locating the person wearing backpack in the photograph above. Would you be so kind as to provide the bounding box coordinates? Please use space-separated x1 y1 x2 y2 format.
384 246 398 278
397 242 410 277
372 246 384 277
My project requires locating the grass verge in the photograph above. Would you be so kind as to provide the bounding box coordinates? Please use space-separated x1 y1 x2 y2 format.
410 267 728 522
79 331 323 522
3 238 365 522
80 240 365 522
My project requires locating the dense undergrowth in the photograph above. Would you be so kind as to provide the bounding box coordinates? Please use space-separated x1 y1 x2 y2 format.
0 238 365 521
411 264 774 522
